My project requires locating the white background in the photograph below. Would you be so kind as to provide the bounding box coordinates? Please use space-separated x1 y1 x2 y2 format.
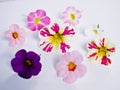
0 0 120 90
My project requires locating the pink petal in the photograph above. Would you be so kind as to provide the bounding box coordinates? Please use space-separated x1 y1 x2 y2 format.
27 23 37 31
99 38 105 47
4 30 12 38
88 52 97 59
27 12 36 21
40 42 53 52
74 64 87 78
51 23 60 33
101 56 111 65
62 26 75 35
40 27 53 37
63 72 77 84
56 62 68 77
107 47 115 52
36 9 46 17
76 10 82 19
41 16 50 26
10 40 16 47
60 42 70 53
88 41 99 49
37 24 44 30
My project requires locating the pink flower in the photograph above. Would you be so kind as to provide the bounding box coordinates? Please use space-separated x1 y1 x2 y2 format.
87 37 115 66
61 6 82 26
56 51 87 84
5 24 25 47
27 9 51 31
39 23 75 53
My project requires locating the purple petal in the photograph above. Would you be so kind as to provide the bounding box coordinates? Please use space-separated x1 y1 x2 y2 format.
18 69 32 79
31 62 42 75
41 16 50 26
51 23 60 33
27 51 40 63
15 49 27 60
36 9 46 17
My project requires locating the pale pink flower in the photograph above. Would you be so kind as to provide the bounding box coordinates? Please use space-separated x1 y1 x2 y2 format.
38 23 75 53
56 51 87 84
5 24 25 47
61 6 82 26
27 9 50 31
87 37 115 66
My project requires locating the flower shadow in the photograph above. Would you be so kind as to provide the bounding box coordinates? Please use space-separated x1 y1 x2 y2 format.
0 74 37 90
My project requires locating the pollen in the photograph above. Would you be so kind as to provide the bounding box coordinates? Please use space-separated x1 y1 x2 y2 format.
35 17 40 24
68 62 77 71
12 32 19 39
70 13 75 20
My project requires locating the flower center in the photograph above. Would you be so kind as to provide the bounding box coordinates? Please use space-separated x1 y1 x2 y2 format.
25 60 32 66
49 33 65 46
93 29 98 35
98 47 107 57
68 62 77 71
12 32 18 39
35 17 40 24
70 13 75 20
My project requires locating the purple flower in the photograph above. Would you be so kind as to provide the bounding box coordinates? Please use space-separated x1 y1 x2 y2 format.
11 49 42 79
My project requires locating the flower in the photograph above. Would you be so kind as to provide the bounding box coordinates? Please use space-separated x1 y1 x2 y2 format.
61 6 82 26
84 24 104 39
55 51 87 84
11 49 42 79
27 9 50 31
39 23 75 53
5 24 25 47
87 37 115 66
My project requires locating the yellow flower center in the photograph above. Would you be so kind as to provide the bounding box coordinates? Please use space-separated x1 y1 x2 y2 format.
12 32 18 39
93 29 98 35
25 60 32 66
98 47 107 57
48 33 65 47
68 62 77 71
69 13 75 20
35 17 40 24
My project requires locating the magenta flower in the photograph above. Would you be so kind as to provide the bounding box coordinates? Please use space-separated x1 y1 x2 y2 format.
56 51 87 84
11 49 42 79
61 6 82 26
39 23 75 53
87 37 115 66
5 24 25 47
27 9 50 31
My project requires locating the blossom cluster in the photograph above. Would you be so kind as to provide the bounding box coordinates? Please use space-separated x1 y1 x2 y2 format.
4 6 116 84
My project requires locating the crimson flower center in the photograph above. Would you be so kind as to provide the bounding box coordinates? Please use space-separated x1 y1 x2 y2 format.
25 60 32 66
12 32 19 39
68 62 77 71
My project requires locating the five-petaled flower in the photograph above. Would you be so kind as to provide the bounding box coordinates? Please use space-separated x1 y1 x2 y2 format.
5 24 25 47
27 9 50 31
11 49 42 79
61 6 82 26
87 37 115 66
39 23 75 53
56 51 87 84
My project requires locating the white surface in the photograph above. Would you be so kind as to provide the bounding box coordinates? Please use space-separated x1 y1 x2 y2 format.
0 0 120 90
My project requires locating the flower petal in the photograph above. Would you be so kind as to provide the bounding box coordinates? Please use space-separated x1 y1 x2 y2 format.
63 72 77 84
62 26 75 35
41 16 50 26
27 23 37 31
36 9 46 17
27 12 36 21
74 64 87 78
40 27 53 37
60 42 70 53
51 23 60 33
88 41 99 49
101 56 111 65
15 49 27 60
